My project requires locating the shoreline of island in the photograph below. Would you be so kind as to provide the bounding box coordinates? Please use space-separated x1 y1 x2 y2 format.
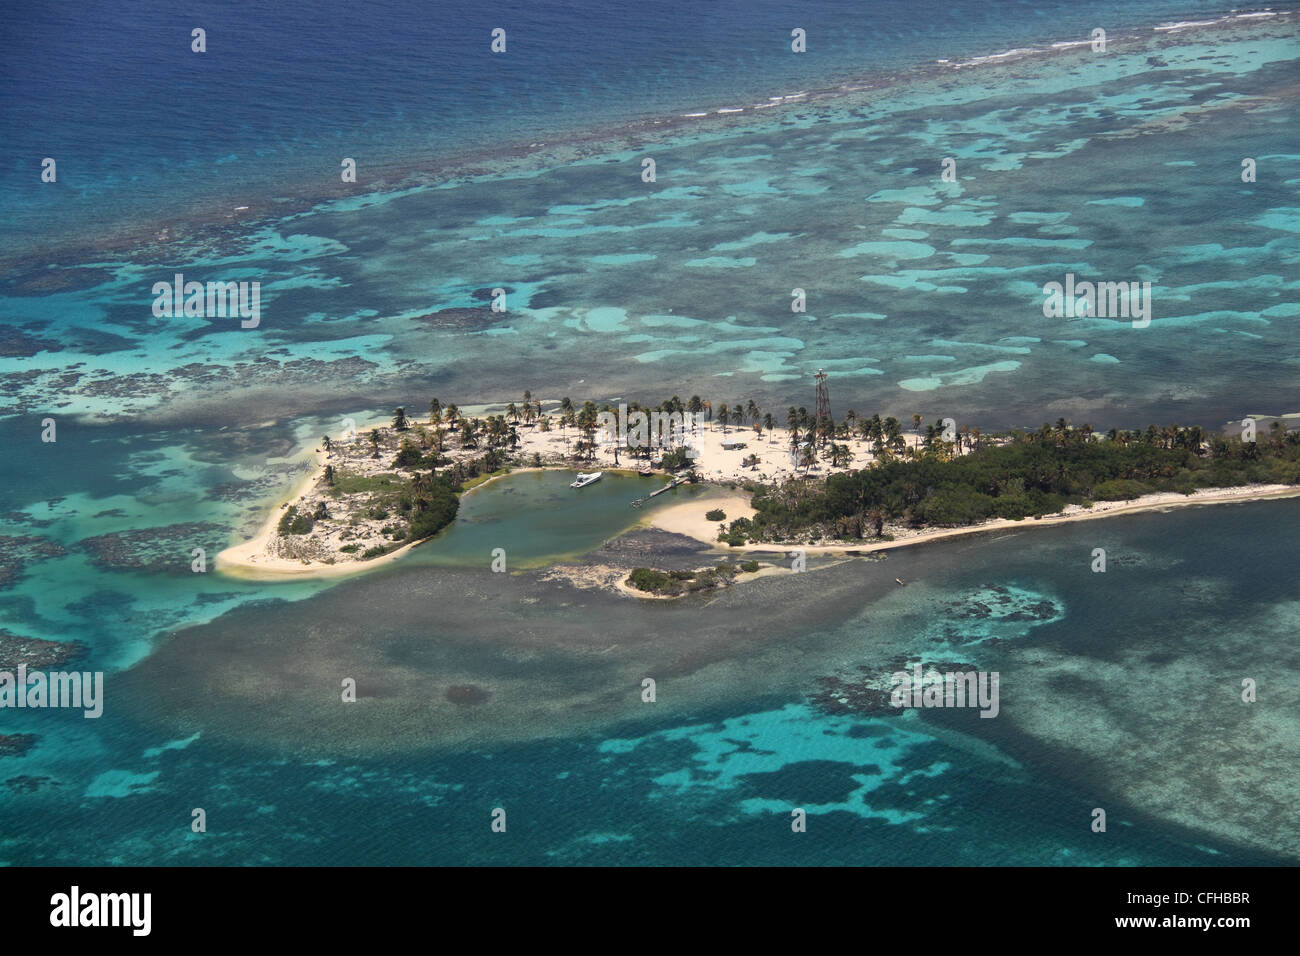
645 484 1300 557
215 400 1300 587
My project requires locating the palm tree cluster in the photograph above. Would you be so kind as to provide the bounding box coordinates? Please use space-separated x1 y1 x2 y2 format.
719 419 1300 545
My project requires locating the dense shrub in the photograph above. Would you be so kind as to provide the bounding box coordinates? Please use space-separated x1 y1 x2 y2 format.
277 506 314 536
719 426 1300 543
406 478 460 540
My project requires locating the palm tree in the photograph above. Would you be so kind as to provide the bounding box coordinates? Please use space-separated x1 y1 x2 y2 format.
322 435 332 453
575 401 600 462
800 444 817 474
762 412 775 442
747 400 760 424
393 407 409 431
429 398 442 423
868 508 885 537
717 404 729 433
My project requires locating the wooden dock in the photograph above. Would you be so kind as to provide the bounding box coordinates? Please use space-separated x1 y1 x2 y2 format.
630 474 690 508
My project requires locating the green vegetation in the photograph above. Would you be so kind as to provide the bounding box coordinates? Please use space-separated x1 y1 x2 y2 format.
658 447 694 472
406 476 459 540
740 560 760 573
393 438 423 467
277 505 314 536
626 563 742 596
723 421 1300 543
329 472 405 496
321 453 469 550
717 519 752 547
705 508 727 522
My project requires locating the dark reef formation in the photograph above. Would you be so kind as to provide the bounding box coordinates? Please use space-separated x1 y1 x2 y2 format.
0 630 88 671
0 734 39 759
0 535 68 589
76 522 227 575
810 658 981 718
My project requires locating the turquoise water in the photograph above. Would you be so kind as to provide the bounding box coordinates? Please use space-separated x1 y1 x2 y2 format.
1 8 1298 866
413 470 701 568
4 499 1296 864
4 14 1298 432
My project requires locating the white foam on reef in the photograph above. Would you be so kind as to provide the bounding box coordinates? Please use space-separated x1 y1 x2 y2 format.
952 47 1040 68
1154 19 1227 32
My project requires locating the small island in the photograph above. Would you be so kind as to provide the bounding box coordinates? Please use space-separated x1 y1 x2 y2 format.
624 560 763 598
216 385 1300 589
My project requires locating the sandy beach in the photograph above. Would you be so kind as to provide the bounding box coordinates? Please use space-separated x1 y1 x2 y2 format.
213 409 853 579
213 418 408 580
216 405 1299 582
649 483 1300 555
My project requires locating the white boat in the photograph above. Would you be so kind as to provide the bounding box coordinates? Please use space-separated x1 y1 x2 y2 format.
570 471 603 489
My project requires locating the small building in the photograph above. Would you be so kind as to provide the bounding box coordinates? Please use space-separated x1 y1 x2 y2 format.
720 439 747 450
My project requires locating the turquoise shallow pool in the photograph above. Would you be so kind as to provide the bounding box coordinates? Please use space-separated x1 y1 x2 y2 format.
411 469 706 568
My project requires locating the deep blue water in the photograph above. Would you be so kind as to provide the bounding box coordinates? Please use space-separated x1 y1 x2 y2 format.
0 0 1276 247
